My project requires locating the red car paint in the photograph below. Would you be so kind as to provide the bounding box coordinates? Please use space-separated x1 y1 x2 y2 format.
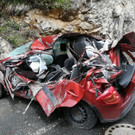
31 35 60 50
0 32 135 125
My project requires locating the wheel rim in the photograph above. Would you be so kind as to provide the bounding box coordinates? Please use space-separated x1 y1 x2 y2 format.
70 104 87 123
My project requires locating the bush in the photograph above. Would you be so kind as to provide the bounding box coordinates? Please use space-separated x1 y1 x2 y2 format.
8 35 26 47
6 21 21 30
1 0 71 10
0 11 3 17
36 0 71 9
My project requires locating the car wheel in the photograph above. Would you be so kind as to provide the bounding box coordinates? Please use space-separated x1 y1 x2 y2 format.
0 83 5 99
64 101 98 129
0 84 3 99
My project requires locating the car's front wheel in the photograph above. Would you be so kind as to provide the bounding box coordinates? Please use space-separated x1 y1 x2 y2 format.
64 101 98 129
0 83 5 99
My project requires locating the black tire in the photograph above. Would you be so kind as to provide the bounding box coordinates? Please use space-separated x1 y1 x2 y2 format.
0 84 3 99
0 83 5 99
64 101 98 129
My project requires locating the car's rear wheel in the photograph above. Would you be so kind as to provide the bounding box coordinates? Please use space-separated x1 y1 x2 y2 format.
64 101 98 129
0 83 5 99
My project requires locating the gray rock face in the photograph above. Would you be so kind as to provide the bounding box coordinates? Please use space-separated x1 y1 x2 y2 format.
79 0 135 39
4 0 135 39
0 37 12 59
4 4 31 15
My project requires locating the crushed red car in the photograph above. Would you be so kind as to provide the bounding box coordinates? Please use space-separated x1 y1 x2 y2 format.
0 32 135 129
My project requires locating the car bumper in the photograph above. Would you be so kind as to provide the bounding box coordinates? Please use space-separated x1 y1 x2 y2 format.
92 91 135 123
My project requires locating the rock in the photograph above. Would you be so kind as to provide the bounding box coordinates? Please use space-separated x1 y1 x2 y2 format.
41 20 61 33
78 14 84 21
24 16 31 24
34 18 63 34
70 0 82 10
35 17 44 24
25 29 40 39
112 4 123 18
79 0 135 39
81 0 92 13
0 37 12 59
41 21 52 32
64 25 76 32
84 14 94 22
79 22 92 30
3 0 135 39
4 4 31 15
59 0 82 21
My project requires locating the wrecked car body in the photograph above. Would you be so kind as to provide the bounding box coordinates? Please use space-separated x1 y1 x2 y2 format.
0 32 135 129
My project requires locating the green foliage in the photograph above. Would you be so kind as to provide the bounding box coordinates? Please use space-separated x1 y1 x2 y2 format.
0 11 3 17
0 21 21 32
0 20 26 47
0 26 8 33
8 35 26 47
8 35 19 47
6 21 21 30
1 0 28 5
7 21 14 27
37 0 71 9
1 0 71 10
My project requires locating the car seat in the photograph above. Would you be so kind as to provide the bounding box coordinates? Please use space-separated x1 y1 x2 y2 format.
118 64 135 89
73 37 104 58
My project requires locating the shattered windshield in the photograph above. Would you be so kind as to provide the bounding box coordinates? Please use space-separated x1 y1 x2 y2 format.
7 41 33 57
